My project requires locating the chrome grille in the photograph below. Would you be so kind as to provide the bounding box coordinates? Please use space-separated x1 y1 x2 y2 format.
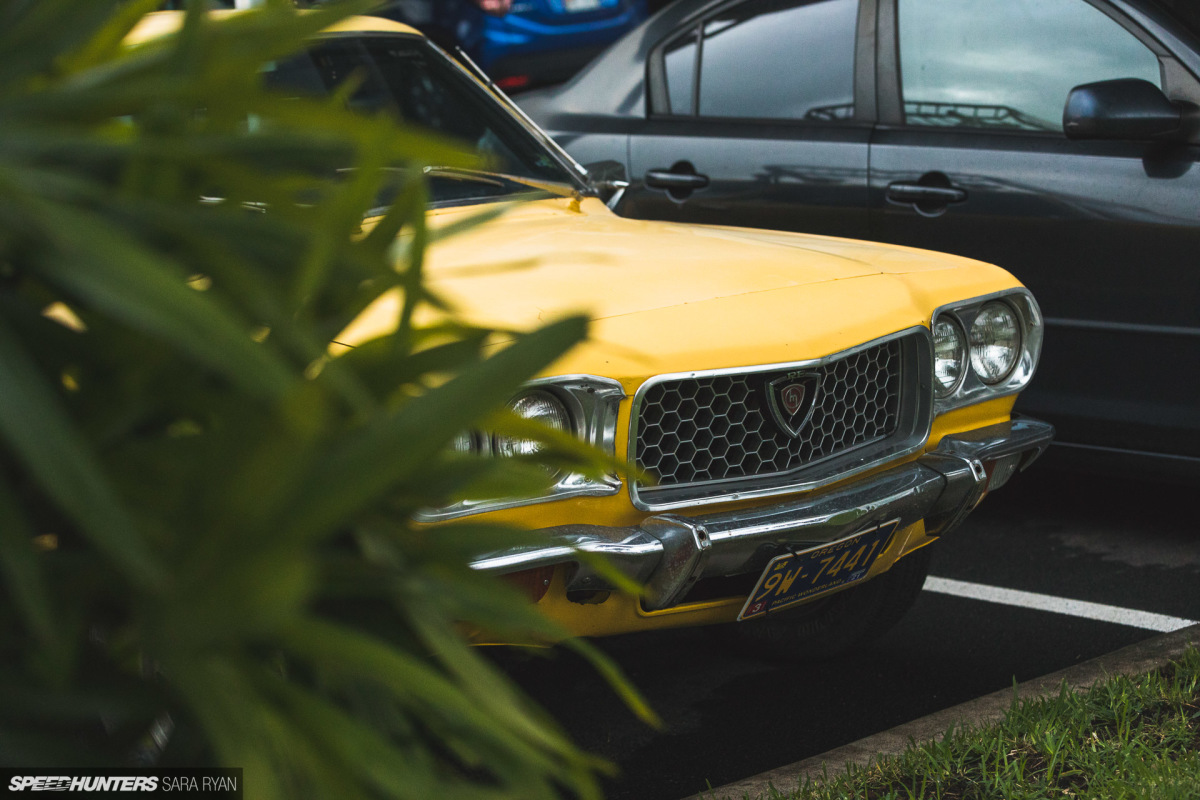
635 340 904 489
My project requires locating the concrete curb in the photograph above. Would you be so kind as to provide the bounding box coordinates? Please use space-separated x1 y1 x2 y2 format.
689 622 1200 800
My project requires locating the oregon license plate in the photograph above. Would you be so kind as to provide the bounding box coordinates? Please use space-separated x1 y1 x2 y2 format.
737 519 902 621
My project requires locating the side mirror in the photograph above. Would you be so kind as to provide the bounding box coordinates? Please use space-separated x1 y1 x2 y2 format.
1063 78 1183 141
584 160 630 207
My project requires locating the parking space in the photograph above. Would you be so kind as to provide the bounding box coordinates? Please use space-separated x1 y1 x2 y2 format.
503 467 1200 800
931 466 1200 628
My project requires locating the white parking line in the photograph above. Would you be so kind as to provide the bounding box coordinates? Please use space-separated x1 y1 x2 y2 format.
924 576 1198 633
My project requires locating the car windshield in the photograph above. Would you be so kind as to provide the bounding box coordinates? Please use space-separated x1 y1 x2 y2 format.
263 34 582 206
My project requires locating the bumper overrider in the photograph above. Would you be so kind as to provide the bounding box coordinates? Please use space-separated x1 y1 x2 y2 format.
470 418 1054 611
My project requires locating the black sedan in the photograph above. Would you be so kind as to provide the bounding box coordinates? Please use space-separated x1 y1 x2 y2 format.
520 0 1200 475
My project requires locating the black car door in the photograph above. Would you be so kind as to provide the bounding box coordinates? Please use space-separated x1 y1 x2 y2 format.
621 0 875 240
868 0 1200 459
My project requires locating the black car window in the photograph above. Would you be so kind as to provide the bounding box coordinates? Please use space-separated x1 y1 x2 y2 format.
662 0 858 120
264 35 580 203
1150 0 1200 37
898 0 1162 132
664 29 699 115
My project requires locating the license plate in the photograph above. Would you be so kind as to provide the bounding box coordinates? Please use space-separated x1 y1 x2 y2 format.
563 0 605 11
737 519 901 621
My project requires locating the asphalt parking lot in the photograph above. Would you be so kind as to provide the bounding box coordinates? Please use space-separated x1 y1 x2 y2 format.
501 462 1200 800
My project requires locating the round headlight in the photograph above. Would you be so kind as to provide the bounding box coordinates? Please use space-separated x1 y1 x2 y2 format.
970 302 1022 384
447 430 480 456
493 390 572 458
932 315 967 398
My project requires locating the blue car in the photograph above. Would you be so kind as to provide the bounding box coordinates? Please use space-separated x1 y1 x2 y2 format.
378 0 648 91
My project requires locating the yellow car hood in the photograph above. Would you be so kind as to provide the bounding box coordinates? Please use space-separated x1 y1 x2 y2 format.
420 198 960 326
342 197 1019 378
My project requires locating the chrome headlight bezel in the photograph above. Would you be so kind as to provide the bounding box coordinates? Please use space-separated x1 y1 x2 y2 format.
932 289 1042 415
415 375 625 522
932 314 968 398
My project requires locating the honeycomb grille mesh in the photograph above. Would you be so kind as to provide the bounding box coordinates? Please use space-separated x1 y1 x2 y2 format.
635 341 903 487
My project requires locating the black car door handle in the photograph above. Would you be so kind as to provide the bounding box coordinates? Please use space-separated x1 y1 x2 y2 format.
886 183 967 204
644 170 710 190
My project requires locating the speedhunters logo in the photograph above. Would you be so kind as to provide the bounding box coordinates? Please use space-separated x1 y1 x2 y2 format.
8 776 159 792
1 771 240 798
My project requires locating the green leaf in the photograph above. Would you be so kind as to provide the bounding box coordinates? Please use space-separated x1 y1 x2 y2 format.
284 315 589 540
255 673 501 800
0 317 162 586
31 206 295 402
0 477 57 645
406 604 609 786
0 0 124 89
484 408 645 481
0 5 645 794
278 616 597 799
566 638 662 729
57 0 166 76
332 324 492 412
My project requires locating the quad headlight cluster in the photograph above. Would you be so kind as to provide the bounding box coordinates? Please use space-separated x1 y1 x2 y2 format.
420 377 625 521
449 389 574 461
932 290 1042 412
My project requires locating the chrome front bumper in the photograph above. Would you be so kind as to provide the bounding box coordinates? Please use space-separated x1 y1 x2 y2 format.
470 418 1054 611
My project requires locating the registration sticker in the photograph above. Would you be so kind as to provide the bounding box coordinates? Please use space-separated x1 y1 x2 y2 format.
737 519 901 621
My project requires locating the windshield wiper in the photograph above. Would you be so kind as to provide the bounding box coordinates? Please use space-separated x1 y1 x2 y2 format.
422 166 580 199
342 166 581 216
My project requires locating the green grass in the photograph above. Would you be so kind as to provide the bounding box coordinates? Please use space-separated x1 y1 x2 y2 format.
771 647 1200 800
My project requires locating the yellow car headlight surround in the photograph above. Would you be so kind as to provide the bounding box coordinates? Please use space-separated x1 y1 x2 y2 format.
932 289 1042 415
418 376 625 521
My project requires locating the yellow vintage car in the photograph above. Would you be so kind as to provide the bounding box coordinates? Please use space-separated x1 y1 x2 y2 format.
140 13 1054 657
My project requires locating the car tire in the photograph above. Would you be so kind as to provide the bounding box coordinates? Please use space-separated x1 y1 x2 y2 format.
717 546 933 661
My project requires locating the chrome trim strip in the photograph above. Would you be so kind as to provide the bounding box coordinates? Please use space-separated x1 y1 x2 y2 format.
627 327 933 512
933 288 1043 415
1051 440 1200 463
470 418 1055 611
629 327 925 386
525 374 626 458
1043 317 1200 338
